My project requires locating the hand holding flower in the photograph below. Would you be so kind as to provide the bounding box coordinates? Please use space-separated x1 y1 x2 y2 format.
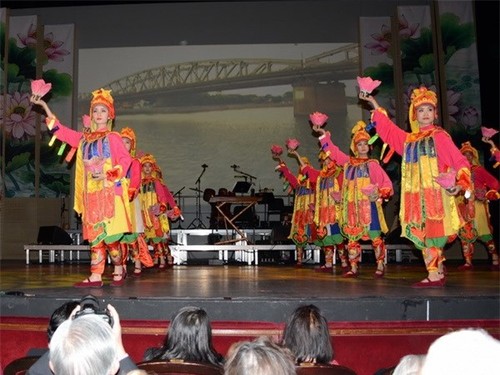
357 76 382 96
286 138 300 152
309 112 329 131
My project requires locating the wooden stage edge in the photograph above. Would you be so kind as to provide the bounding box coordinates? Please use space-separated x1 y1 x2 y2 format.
0 259 499 323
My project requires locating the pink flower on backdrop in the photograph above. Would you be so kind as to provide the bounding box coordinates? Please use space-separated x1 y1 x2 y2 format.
44 32 70 62
364 14 419 55
17 23 37 47
2 92 37 139
271 144 283 157
286 138 300 151
357 76 382 95
434 170 456 190
481 126 499 139
461 106 479 130
31 79 52 97
309 112 329 127
18 23 70 62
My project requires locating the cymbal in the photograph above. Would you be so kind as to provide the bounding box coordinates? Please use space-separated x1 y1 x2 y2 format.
189 188 203 193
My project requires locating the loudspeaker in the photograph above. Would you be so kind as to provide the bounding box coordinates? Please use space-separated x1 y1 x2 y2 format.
37 226 73 245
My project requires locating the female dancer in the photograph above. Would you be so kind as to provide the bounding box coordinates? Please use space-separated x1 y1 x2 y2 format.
359 86 472 287
31 89 132 287
120 127 153 276
314 121 393 277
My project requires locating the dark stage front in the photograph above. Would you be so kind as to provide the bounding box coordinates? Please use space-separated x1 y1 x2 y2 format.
0 259 499 322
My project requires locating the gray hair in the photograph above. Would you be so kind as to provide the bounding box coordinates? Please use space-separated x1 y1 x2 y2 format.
393 354 425 375
224 336 296 375
421 328 500 375
49 315 117 375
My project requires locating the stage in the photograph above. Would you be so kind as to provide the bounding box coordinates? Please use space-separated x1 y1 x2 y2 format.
0 258 499 322
1 258 499 375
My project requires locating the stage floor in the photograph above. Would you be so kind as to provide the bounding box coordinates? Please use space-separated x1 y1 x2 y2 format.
0 259 499 322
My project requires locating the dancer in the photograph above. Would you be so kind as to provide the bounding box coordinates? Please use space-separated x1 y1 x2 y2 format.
314 121 393 278
120 127 153 276
456 141 499 270
31 89 132 287
289 148 347 272
273 144 316 267
359 85 472 287
140 154 180 269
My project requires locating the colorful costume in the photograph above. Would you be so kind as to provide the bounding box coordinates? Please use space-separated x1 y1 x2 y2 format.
45 89 132 287
276 158 316 266
369 87 472 285
301 152 347 271
319 122 393 277
119 127 153 275
456 142 499 269
140 154 179 268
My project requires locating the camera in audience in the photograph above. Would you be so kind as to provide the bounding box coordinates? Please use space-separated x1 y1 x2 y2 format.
74 294 114 326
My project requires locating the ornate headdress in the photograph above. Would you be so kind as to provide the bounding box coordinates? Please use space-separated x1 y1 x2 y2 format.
460 141 479 166
120 127 136 157
409 86 438 133
90 88 115 130
350 120 370 155
140 153 162 179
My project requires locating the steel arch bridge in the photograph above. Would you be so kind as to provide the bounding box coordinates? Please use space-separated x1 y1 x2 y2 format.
79 43 359 103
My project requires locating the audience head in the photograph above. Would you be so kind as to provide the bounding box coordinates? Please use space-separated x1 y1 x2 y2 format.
421 328 500 375
224 336 296 375
144 306 223 366
281 304 333 364
49 314 119 375
47 300 79 342
392 354 425 375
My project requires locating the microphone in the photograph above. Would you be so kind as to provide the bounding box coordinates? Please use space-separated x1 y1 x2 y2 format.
202 164 208 168
231 164 239 169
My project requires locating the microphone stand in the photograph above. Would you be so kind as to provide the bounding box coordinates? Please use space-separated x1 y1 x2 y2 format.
187 166 207 229
173 186 185 229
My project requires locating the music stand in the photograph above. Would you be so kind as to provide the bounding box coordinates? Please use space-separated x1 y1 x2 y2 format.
232 181 252 194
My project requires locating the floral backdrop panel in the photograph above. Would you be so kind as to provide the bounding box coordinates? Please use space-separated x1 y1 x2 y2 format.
39 24 74 198
0 8 7 200
436 1 483 159
359 16 394 116
4 15 38 197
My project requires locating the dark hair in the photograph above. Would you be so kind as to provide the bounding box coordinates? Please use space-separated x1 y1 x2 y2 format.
281 304 334 364
47 300 79 342
144 306 223 366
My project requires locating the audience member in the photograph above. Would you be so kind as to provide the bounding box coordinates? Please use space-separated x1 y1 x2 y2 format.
27 301 79 374
281 304 336 365
29 302 136 375
26 300 79 357
143 306 224 366
392 354 425 375
421 328 500 375
224 336 297 375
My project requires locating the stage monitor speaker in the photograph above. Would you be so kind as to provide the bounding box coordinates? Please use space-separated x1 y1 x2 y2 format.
37 226 73 245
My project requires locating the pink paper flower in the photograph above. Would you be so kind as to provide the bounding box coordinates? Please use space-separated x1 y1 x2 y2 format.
357 76 382 95
361 184 378 196
31 79 52 97
481 126 499 139
309 112 329 127
271 144 283 157
82 115 91 128
434 170 456 190
286 138 300 151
